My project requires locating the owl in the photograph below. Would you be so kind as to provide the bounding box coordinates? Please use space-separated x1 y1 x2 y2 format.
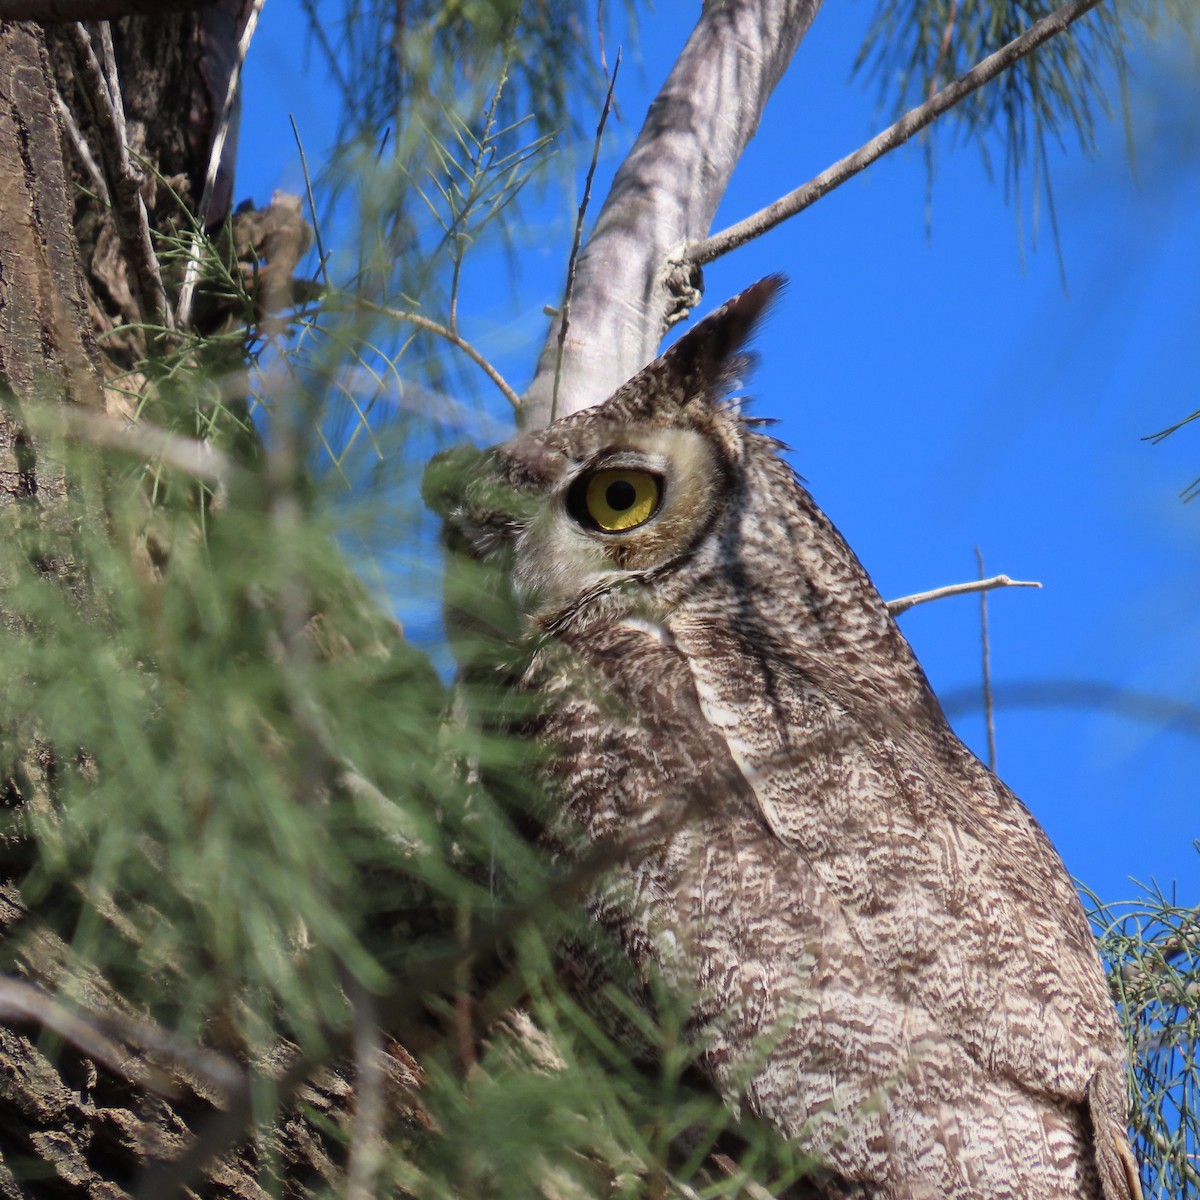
431 277 1142 1200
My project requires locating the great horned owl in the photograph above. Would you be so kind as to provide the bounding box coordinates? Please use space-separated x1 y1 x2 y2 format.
433 277 1142 1199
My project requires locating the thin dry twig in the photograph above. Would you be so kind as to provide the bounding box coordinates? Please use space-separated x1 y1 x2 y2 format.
0 977 171 1094
52 83 109 203
453 900 477 1077
710 1153 776 1200
549 49 621 422
93 1006 244 1098
357 299 522 409
886 574 1042 616
176 0 266 330
65 21 174 333
688 0 1104 265
975 547 997 772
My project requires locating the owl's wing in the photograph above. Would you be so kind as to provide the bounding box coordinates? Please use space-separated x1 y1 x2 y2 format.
663 612 1140 1200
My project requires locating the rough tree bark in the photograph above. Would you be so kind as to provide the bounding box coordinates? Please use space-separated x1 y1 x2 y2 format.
0 13 391 1197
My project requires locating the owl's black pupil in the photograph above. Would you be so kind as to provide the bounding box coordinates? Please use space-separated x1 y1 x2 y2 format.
606 480 637 511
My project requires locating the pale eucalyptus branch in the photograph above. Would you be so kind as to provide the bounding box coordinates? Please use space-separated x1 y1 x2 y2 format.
550 49 621 423
886 574 1042 617
689 0 1105 266
522 0 821 427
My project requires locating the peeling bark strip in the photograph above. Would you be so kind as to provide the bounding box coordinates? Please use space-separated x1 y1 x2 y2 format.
63 21 175 335
522 0 822 427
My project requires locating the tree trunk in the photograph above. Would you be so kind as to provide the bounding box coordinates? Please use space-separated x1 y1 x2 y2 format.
0 14 386 1197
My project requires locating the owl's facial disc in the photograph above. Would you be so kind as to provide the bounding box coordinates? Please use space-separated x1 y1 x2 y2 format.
510 426 729 622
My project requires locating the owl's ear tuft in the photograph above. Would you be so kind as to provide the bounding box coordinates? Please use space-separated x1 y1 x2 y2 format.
596 275 785 422
659 274 784 408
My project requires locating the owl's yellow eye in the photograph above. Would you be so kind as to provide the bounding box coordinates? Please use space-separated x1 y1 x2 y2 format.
581 469 662 532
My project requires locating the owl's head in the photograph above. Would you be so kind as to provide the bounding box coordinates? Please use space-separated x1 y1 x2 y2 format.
427 277 786 633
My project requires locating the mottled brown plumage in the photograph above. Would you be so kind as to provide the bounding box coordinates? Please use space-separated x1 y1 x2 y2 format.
439 278 1142 1199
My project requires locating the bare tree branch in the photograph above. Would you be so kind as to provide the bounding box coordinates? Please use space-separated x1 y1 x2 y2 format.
522 0 821 426
358 299 522 409
46 405 237 487
52 81 108 202
550 50 621 422
886 574 1042 616
345 976 385 1200
689 0 1105 266
0 977 170 1094
941 681 1200 737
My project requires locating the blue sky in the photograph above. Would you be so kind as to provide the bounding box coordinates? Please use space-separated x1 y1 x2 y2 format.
238 1 1199 908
